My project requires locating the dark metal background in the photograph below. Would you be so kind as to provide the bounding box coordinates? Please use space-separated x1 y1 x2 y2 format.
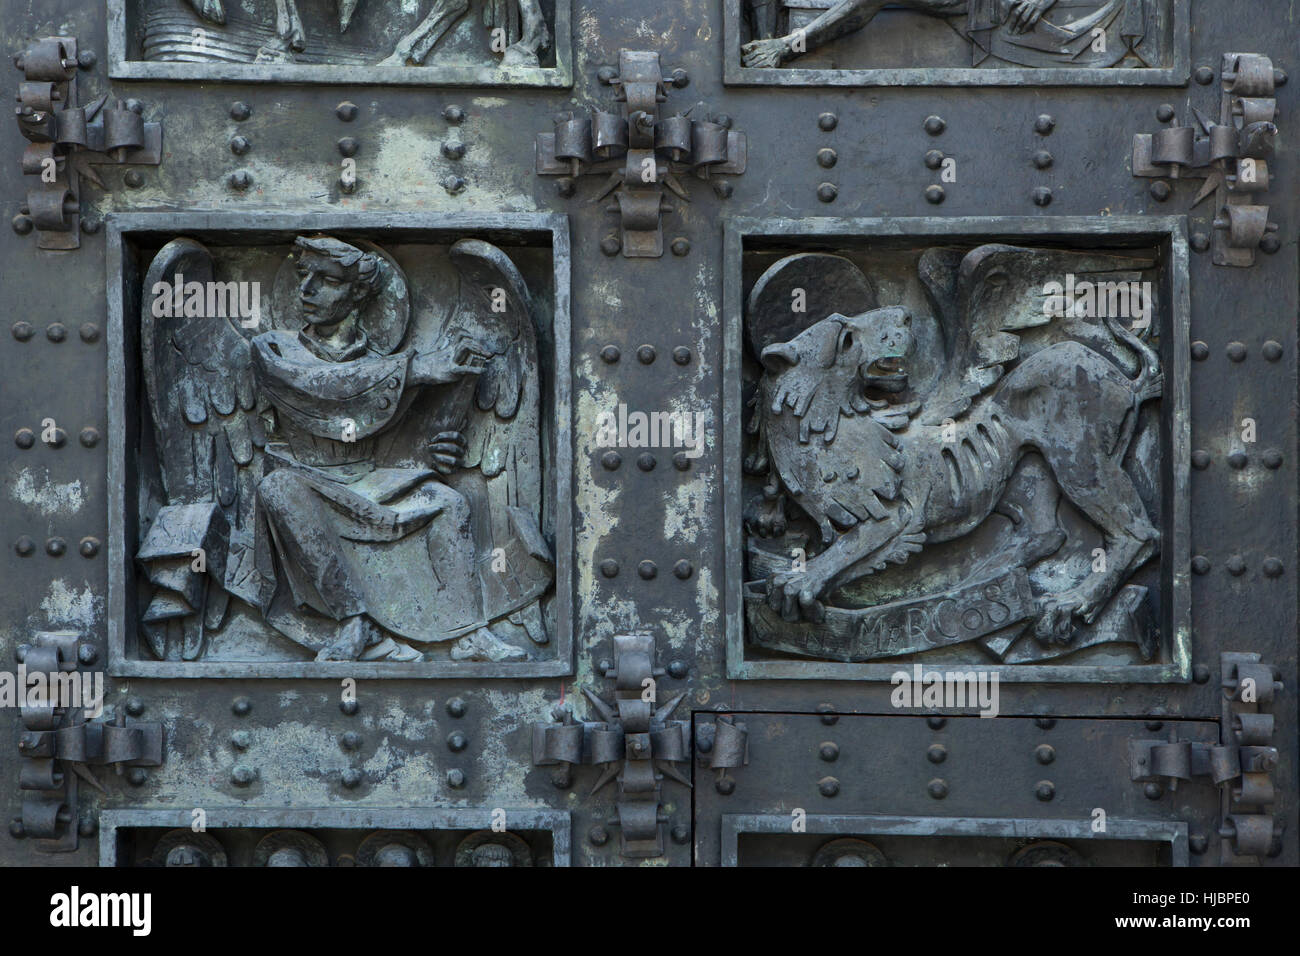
1 0 1294 866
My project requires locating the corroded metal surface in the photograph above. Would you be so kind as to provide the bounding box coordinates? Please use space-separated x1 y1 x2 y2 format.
0 0 1295 867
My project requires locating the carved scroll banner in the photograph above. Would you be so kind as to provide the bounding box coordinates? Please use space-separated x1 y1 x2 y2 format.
746 568 1035 663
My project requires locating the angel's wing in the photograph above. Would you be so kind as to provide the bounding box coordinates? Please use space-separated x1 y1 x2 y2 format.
442 239 552 627
919 244 1156 424
141 238 266 606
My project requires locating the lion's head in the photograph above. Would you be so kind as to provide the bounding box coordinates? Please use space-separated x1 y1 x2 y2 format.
759 306 913 399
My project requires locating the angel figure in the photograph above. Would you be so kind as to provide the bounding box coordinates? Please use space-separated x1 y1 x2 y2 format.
138 234 553 663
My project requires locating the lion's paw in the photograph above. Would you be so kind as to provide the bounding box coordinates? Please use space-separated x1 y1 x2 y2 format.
1032 591 1088 646
765 569 828 623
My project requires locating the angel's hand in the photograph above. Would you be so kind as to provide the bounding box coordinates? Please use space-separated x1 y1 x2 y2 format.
411 346 484 386
429 431 467 475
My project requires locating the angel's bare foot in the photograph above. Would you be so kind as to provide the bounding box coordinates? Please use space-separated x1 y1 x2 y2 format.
502 23 550 66
360 636 423 662
316 617 369 661
742 36 793 68
378 46 412 67
451 627 526 662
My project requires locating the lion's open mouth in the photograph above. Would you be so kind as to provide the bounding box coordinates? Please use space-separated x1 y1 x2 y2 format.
861 357 909 392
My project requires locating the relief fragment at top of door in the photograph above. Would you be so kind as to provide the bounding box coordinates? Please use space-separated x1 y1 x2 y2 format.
109 0 572 86
725 0 1188 85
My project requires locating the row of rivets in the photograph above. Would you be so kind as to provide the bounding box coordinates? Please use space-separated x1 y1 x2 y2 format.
14 536 99 557
15 426 99 448
12 321 99 342
1191 340 1284 361
1191 555 1284 577
598 558 694 580
599 344 693 365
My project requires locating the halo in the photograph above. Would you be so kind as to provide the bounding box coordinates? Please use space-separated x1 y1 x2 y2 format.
252 829 330 867
745 253 877 358
453 830 533 867
151 828 228 867
810 838 887 867
356 830 434 867
270 236 411 355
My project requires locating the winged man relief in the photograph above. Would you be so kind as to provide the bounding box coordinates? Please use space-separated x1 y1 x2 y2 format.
137 236 553 663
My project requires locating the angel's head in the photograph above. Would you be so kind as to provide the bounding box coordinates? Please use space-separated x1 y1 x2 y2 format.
293 235 383 332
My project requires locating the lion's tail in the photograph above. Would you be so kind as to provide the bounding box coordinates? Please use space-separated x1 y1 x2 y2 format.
1103 314 1163 405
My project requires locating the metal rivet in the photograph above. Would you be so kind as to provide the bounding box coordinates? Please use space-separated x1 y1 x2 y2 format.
124 169 144 188
1156 104 1175 122
638 560 658 580
925 184 945 204
600 559 619 578
1036 744 1055 764
637 343 656 364
228 170 252 190
817 112 837 131
923 115 945 135
336 101 358 121
230 134 250 155
928 779 948 799
8 819 25 839
79 323 99 343
340 699 358 716
670 823 690 845
1191 450 1210 470
1194 66 1215 85
339 731 362 751
550 768 572 789
1189 834 1208 855
46 428 66 448
1144 781 1164 800
232 696 252 716
817 182 837 203
555 177 576 197
79 427 99 447
818 776 840 797
924 149 944 169
1032 186 1052 206
77 50 96 69
1262 340 1282 361
1036 781 1055 801
337 137 359 158
1033 149 1053 169
1274 69 1288 87
1149 181 1171 201
600 235 621 256
819 742 839 762
1226 555 1246 576
713 180 734 199
1262 448 1282 469
341 768 362 788
229 102 251 121
672 346 691 365
670 237 690 256
669 68 689 88
446 697 467 718
78 817 98 838
446 768 466 788
637 453 656 471
673 559 693 580
14 429 33 449
442 140 466 160
1263 558 1283 578
926 716 946 730
1191 233 1210 253
1191 555 1210 575
47 323 67 342
672 452 691 471
927 744 946 764
230 730 251 750
817 704 838 725
1226 341 1247 362
599 345 620 364
78 537 99 558
442 175 466 194
668 660 688 679
12 321 34 341
588 824 609 846
1034 114 1055 135
715 776 736 795
1190 340 1209 360
125 697 145 717
443 105 466 123
12 214 32 235
1228 451 1247 470
77 644 97 665
1192 664 1211 684
1035 717 1056 730
14 536 34 557
818 147 838 168
127 768 148 786
447 731 468 752
45 537 66 557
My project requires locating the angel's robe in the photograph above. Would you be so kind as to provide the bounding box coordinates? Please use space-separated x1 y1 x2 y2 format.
248 328 485 647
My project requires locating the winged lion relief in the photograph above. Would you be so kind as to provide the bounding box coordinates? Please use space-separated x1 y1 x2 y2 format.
742 245 1167 666
136 234 553 664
